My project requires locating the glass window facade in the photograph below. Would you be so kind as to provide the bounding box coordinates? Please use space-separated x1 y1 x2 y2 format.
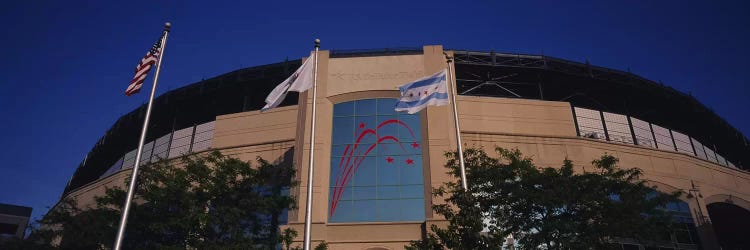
612 198 700 249
328 98 425 223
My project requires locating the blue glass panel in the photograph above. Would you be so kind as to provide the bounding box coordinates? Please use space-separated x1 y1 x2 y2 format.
401 185 424 199
667 202 680 211
332 117 354 145
351 157 376 186
337 184 353 201
332 154 359 186
331 145 352 158
355 99 377 116
609 194 621 201
330 200 354 222
376 199 401 221
376 98 398 115
377 185 400 199
333 101 355 117
279 208 288 225
376 115 398 140
329 98 425 223
377 160 400 186
379 143 404 156
354 116 377 145
330 158 346 186
402 198 426 221
328 186 353 201
398 114 421 142
353 186 377 200
352 200 376 222
678 201 690 212
329 163 351 187
400 155 423 185
402 141 422 155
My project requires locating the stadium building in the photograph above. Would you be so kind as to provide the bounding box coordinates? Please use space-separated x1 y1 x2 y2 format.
58 46 750 249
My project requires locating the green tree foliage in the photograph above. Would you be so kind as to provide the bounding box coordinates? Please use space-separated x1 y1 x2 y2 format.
24 151 297 249
278 228 327 250
408 147 682 250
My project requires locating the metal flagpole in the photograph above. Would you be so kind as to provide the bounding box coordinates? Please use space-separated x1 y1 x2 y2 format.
445 53 468 190
303 39 321 250
113 22 171 250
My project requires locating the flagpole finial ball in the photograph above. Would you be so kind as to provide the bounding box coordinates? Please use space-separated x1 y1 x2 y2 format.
164 22 172 30
314 39 320 46
443 52 453 63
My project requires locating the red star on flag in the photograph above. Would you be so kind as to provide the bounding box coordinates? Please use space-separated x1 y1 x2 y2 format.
405 158 414 165
411 142 420 148
386 157 394 163
359 122 365 129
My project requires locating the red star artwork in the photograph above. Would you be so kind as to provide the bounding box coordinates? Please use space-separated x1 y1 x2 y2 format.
411 142 419 148
359 122 365 129
405 158 414 165
386 156 394 163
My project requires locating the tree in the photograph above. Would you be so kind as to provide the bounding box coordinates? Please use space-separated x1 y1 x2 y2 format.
408 147 682 250
28 150 297 249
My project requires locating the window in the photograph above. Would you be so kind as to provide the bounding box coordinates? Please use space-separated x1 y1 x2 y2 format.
329 98 425 222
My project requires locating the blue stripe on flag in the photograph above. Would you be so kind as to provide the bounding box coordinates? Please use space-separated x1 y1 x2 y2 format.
394 92 449 109
399 71 446 91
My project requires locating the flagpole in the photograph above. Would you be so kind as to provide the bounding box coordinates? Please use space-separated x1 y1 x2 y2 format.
445 53 468 190
302 39 320 250
113 22 171 250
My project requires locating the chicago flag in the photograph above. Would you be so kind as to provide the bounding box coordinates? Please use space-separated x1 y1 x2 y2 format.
395 69 449 114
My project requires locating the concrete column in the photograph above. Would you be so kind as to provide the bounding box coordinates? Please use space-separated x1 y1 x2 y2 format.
687 190 720 249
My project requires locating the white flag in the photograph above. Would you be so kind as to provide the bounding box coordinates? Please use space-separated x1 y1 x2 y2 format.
262 53 314 111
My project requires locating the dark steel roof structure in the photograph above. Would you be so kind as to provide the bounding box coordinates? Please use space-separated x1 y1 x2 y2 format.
62 48 749 195
0 203 32 218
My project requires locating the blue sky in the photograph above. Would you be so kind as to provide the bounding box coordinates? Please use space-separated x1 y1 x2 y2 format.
1 0 748 222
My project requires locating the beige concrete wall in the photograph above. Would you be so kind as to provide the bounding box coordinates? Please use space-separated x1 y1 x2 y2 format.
458 96 577 137
62 170 131 209
326 54 425 97
212 105 298 149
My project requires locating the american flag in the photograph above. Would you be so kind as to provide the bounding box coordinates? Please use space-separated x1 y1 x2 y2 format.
125 35 164 96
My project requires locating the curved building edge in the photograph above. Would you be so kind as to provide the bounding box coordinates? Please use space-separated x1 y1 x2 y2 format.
55 45 750 249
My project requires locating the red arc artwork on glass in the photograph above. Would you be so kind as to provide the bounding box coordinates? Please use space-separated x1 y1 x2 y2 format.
330 118 418 216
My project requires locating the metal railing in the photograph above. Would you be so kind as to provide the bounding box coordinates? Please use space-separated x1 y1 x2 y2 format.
572 107 739 170
99 121 216 179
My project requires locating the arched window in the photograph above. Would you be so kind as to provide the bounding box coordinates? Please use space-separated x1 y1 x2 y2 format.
328 98 425 222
